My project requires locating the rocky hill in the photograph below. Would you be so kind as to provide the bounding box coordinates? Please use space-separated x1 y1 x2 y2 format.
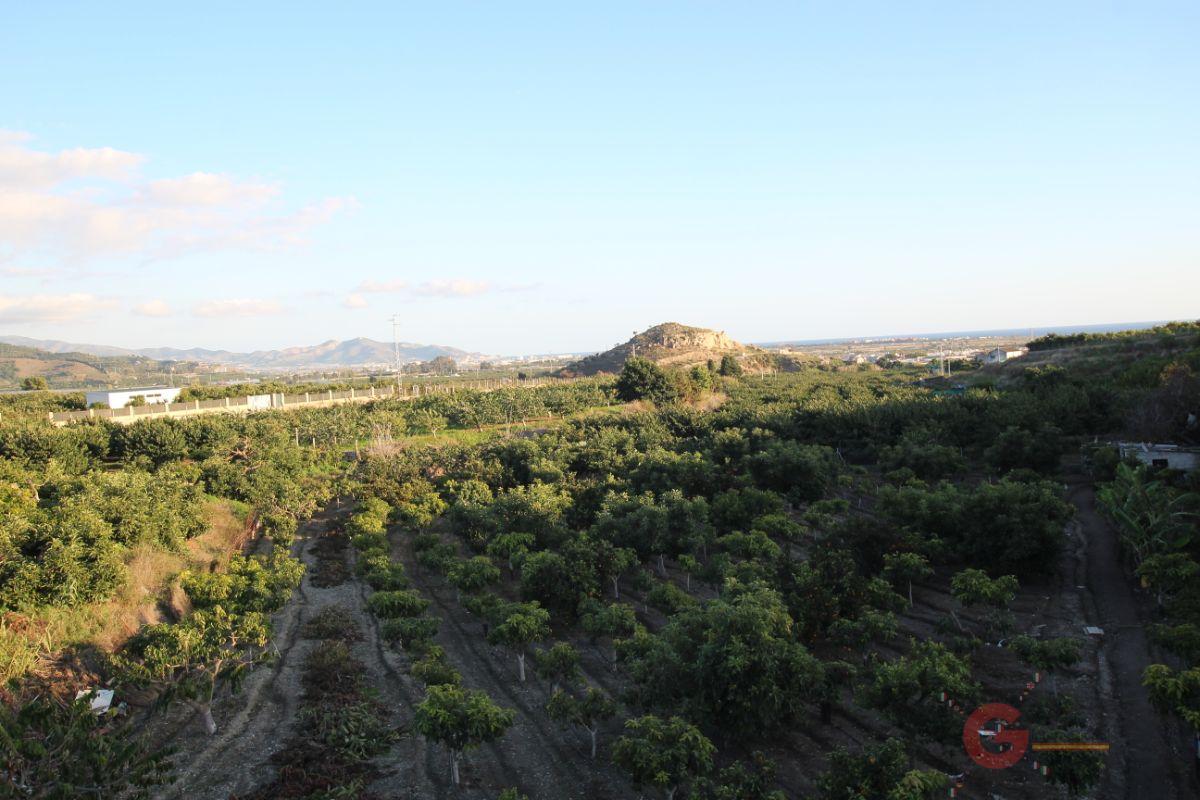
562 322 769 376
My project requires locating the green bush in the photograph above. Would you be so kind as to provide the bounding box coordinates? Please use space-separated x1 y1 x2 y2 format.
367 590 429 619
381 616 440 650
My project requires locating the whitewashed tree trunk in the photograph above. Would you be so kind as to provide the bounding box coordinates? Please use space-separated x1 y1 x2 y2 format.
450 751 461 785
200 704 217 735
517 652 526 682
612 576 620 599
589 726 598 759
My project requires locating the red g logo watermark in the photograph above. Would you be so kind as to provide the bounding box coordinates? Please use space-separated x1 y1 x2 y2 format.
963 703 1029 769
963 702 1110 769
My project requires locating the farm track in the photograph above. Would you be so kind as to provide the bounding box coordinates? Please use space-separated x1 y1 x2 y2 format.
397 532 626 799
1067 475 1198 800
149 509 339 800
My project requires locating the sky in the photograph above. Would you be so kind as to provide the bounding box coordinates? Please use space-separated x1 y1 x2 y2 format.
1 2 1197 355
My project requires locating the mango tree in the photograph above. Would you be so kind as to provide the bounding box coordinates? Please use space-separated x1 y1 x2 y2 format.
488 602 551 682
534 641 581 692
120 607 271 735
612 714 714 800
882 552 932 608
447 555 501 602
546 686 617 759
414 684 515 786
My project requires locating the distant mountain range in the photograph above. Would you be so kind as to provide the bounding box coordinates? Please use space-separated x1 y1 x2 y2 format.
0 335 487 370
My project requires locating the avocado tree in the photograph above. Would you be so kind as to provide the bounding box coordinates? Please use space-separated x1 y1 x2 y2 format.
950 568 1018 637
612 714 715 800
593 539 639 599
119 607 271 735
1031 727 1105 799
534 641 581 692
581 601 640 662
816 738 947 800
0 695 173 799
546 686 617 759
882 552 933 609
414 684 515 786
486 531 535 575
1010 635 1081 695
488 602 552 682
616 358 678 405
447 555 501 601
1144 663 1200 729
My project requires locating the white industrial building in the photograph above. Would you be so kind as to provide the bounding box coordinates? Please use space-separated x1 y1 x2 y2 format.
1117 442 1200 472
983 348 1026 365
85 386 182 409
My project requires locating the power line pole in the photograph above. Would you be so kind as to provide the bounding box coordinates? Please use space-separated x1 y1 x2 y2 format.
389 314 403 398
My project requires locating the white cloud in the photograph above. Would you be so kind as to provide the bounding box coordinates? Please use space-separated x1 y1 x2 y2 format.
0 292 116 323
357 278 409 293
192 298 284 318
342 293 369 309
140 172 278 207
411 279 492 297
133 299 172 317
0 131 355 264
355 277 510 298
0 131 143 188
1 266 59 278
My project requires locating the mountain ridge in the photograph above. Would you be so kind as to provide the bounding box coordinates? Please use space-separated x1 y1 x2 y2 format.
0 335 487 370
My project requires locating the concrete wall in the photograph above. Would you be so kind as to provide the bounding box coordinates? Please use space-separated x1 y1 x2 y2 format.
50 377 573 426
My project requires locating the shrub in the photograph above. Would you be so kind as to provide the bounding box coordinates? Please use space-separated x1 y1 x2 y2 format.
364 562 410 591
382 617 440 650
367 590 429 619
302 606 361 641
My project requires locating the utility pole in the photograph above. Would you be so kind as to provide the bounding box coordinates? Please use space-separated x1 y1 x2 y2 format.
389 314 403 398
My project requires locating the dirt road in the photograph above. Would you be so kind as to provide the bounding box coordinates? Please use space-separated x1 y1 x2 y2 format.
1067 474 1197 799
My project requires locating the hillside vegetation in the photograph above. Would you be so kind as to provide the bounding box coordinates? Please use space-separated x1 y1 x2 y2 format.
0 342 189 390
3 327 1200 799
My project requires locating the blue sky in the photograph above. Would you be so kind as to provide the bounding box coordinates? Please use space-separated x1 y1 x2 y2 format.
1 2 1197 355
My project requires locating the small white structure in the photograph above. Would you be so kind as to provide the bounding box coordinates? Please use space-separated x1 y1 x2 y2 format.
1117 442 1200 472
85 386 182 409
75 688 115 715
983 348 1026 365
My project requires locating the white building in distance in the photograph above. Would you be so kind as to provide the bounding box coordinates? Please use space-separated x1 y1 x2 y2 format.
1117 442 1200 472
85 386 182 409
983 347 1026 365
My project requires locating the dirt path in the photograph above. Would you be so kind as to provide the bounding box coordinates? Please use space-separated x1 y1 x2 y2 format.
148 508 346 799
1067 474 1197 800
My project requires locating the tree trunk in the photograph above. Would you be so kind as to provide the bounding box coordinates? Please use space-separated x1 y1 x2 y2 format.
612 576 620 599
450 751 461 785
666 787 677 800
518 652 526 682
200 703 217 735
589 727 598 759
685 573 691 591
908 581 914 608
657 553 667 577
